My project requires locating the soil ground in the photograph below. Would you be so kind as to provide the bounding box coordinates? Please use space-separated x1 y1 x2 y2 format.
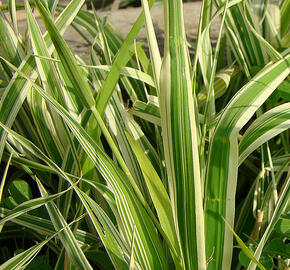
3 2 221 61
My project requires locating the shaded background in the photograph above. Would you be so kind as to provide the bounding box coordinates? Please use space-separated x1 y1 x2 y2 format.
87 0 197 9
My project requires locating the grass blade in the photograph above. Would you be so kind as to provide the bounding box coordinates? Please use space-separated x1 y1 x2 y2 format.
205 53 290 270
0 208 100 246
0 214 85 270
126 131 181 267
0 185 71 226
222 217 266 270
159 1 207 269
0 65 168 269
0 0 87 162
239 102 290 165
36 179 93 270
141 0 161 84
33 0 95 110
95 0 156 115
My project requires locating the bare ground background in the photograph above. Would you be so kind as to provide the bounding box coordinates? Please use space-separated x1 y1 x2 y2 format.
3 2 221 60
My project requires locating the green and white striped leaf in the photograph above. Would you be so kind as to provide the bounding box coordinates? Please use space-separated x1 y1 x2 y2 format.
280 0 290 41
215 0 266 71
0 11 24 65
0 66 168 269
159 1 206 269
130 96 161 126
0 214 84 270
36 179 93 270
0 121 129 269
222 217 266 270
95 0 155 114
7 0 19 36
89 50 150 201
241 1 282 62
78 190 131 270
0 184 71 226
126 131 181 267
126 118 162 179
33 0 95 110
0 239 48 269
197 67 235 105
33 2 152 206
239 102 290 165
25 0 68 161
205 53 290 270
0 208 100 246
0 0 86 162
141 0 161 85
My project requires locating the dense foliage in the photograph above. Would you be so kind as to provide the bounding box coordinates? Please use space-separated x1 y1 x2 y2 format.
0 0 289 269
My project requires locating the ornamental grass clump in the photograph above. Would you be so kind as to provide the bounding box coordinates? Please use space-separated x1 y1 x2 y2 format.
0 0 289 269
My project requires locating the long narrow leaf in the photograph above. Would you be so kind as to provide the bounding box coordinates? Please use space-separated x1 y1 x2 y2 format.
36 179 93 270
0 214 85 270
205 53 290 270
239 102 290 165
0 67 168 269
0 0 86 162
159 1 207 269
126 131 181 267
